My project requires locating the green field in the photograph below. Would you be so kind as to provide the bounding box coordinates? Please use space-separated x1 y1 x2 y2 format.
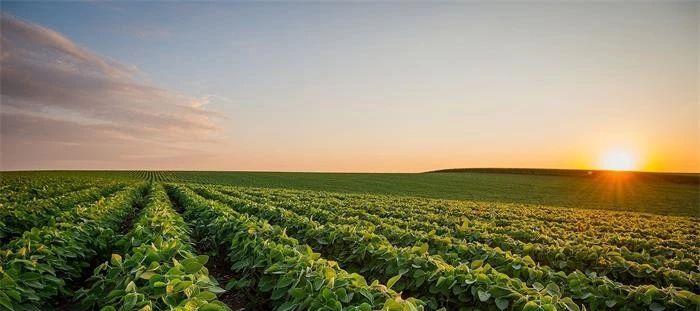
0 170 698 310
4 169 698 216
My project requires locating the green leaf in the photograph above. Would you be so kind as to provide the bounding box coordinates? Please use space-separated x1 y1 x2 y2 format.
173 280 193 293
384 298 405 311
20 272 41 281
125 281 137 293
0 275 16 287
533 282 544 291
181 257 204 274
197 291 217 301
477 289 491 302
470 260 484 269
561 297 580 311
542 304 556 311
335 287 350 303
546 283 561 297
200 303 227 311
122 292 139 310
209 286 226 294
197 255 210 265
387 274 401 290
0 295 14 311
523 301 540 311
277 275 295 289
111 254 122 266
495 298 509 310
290 288 306 299
139 271 157 280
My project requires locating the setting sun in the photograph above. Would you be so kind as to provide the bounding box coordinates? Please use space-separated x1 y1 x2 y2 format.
600 150 638 171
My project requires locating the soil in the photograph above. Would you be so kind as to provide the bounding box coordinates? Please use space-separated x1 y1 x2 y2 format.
204 247 272 311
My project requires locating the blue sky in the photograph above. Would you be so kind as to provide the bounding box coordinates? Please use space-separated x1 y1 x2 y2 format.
1 1 698 172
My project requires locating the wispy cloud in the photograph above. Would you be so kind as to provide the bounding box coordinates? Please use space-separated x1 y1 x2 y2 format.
0 13 226 170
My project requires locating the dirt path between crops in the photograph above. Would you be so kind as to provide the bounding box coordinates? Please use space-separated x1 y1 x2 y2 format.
54 188 148 310
168 188 271 311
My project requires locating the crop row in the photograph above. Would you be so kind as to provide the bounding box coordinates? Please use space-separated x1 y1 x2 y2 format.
76 183 230 311
405 204 696 268
206 186 699 310
0 184 145 311
256 187 697 262
374 203 697 264
167 184 425 311
0 183 125 243
0 176 106 205
131 171 180 182
0 181 77 205
230 186 699 277
188 185 585 311
226 186 698 290
447 217 695 271
336 189 695 261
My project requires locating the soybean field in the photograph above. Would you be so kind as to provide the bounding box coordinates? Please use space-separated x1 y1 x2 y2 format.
0 171 698 311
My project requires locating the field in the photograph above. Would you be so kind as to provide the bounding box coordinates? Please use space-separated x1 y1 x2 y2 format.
4 169 698 216
0 171 698 311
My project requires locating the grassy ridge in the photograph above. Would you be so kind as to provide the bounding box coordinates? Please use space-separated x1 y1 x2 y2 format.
2 170 698 216
429 168 700 184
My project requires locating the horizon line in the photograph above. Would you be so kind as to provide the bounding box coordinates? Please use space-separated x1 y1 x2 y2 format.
2 167 699 175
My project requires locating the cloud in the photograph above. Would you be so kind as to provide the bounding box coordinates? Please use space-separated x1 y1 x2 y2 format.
0 13 227 170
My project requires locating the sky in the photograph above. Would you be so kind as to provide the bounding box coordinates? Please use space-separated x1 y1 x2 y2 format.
0 1 698 173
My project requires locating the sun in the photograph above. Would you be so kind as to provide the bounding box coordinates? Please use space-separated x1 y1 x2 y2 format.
600 150 637 171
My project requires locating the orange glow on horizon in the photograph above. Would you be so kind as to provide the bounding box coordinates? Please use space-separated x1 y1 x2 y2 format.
599 150 638 171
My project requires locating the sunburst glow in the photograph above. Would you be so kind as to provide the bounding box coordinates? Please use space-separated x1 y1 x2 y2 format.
600 150 637 171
